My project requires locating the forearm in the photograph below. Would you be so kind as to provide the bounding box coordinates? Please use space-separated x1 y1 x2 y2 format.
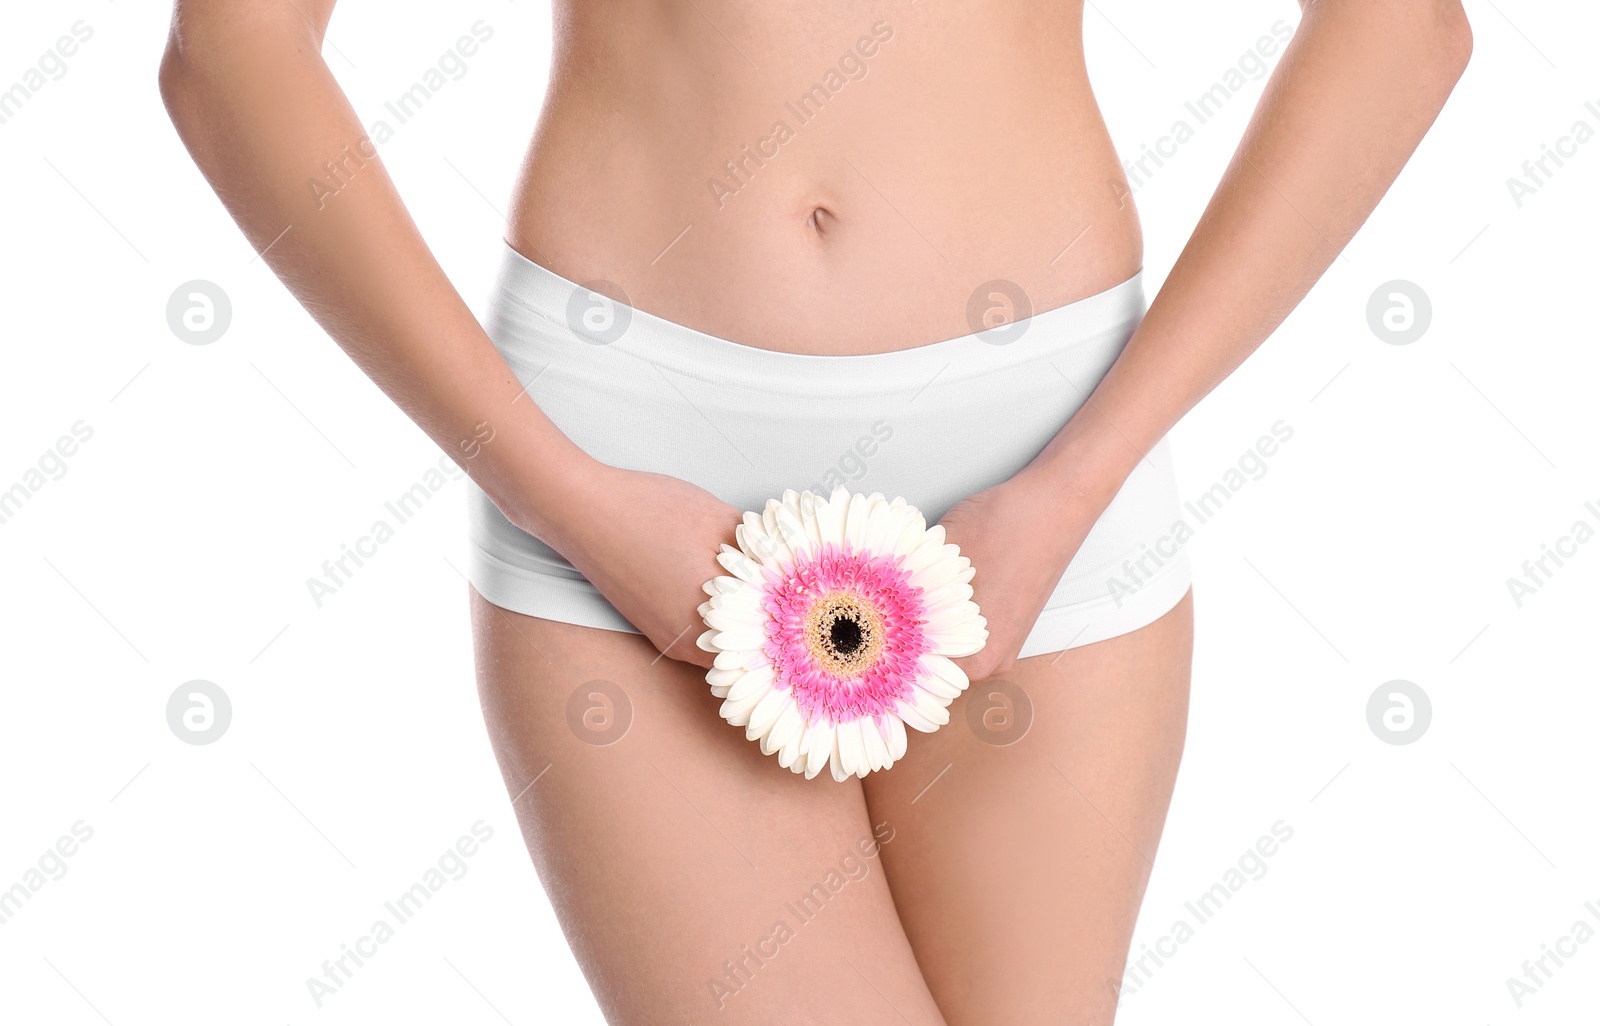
159 2 598 544
1027 0 1472 512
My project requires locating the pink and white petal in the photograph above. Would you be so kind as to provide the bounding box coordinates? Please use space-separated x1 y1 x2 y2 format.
714 647 767 671
909 688 953 726
861 717 891 772
778 736 804 771
891 511 929 558
919 653 971 695
707 605 768 627
863 494 898 553
798 490 825 551
844 492 871 549
708 626 765 652
828 734 848 783
705 585 764 615
816 487 849 549
924 614 989 657
741 512 793 569
913 668 964 701
803 721 833 780
716 546 767 586
920 582 975 611
704 673 735 700
904 539 960 577
908 554 971 593
707 595 761 621
772 502 813 562
746 687 792 741
907 522 947 549
886 715 908 762
719 689 763 727
837 718 867 778
896 698 944 733
922 601 983 634
735 522 770 568
725 664 775 704
720 673 774 722
765 702 805 757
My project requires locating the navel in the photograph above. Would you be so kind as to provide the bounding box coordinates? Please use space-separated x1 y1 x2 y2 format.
807 205 835 237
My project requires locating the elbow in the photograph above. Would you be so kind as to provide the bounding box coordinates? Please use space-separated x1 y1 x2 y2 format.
156 43 185 119
157 6 286 130
1391 0 1474 80
157 31 205 133
1303 0 1473 90
1431 0 1474 80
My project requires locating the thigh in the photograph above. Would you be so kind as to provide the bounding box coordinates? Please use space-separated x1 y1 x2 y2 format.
468 586 949 1026
862 590 1195 1025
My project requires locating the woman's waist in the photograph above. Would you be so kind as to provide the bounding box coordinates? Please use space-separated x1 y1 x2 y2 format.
507 13 1137 355
504 165 1141 357
485 241 1144 404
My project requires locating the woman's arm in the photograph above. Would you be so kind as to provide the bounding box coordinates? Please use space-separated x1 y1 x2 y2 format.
159 0 595 539
1035 0 1472 509
161 0 738 665
944 0 1472 679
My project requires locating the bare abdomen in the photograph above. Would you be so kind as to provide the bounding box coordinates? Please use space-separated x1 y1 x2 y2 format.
507 0 1138 355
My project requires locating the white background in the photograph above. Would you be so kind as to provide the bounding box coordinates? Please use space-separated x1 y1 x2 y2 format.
2 1 1596 1023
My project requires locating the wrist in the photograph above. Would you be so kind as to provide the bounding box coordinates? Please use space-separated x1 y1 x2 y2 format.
499 441 613 547
1018 411 1147 521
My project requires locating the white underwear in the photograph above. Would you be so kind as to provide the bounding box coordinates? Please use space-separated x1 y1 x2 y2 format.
466 243 1190 658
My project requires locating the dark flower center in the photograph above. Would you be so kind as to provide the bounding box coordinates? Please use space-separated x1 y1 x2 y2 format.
829 616 864 656
804 593 884 676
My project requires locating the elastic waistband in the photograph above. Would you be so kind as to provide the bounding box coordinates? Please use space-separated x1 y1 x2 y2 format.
489 241 1146 395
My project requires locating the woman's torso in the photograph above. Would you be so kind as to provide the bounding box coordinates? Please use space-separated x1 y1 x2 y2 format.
506 0 1138 356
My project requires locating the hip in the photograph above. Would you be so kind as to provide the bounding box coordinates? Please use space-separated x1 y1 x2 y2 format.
466 241 1191 651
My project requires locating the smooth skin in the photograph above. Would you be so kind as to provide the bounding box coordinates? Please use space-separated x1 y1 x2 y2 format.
473 588 1192 1024
162 1 1470 1022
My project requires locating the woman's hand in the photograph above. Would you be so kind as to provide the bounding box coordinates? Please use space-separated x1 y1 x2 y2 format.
537 465 742 669
936 467 1101 682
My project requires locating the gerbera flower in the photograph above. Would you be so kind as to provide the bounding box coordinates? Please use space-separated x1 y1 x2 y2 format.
696 486 988 782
